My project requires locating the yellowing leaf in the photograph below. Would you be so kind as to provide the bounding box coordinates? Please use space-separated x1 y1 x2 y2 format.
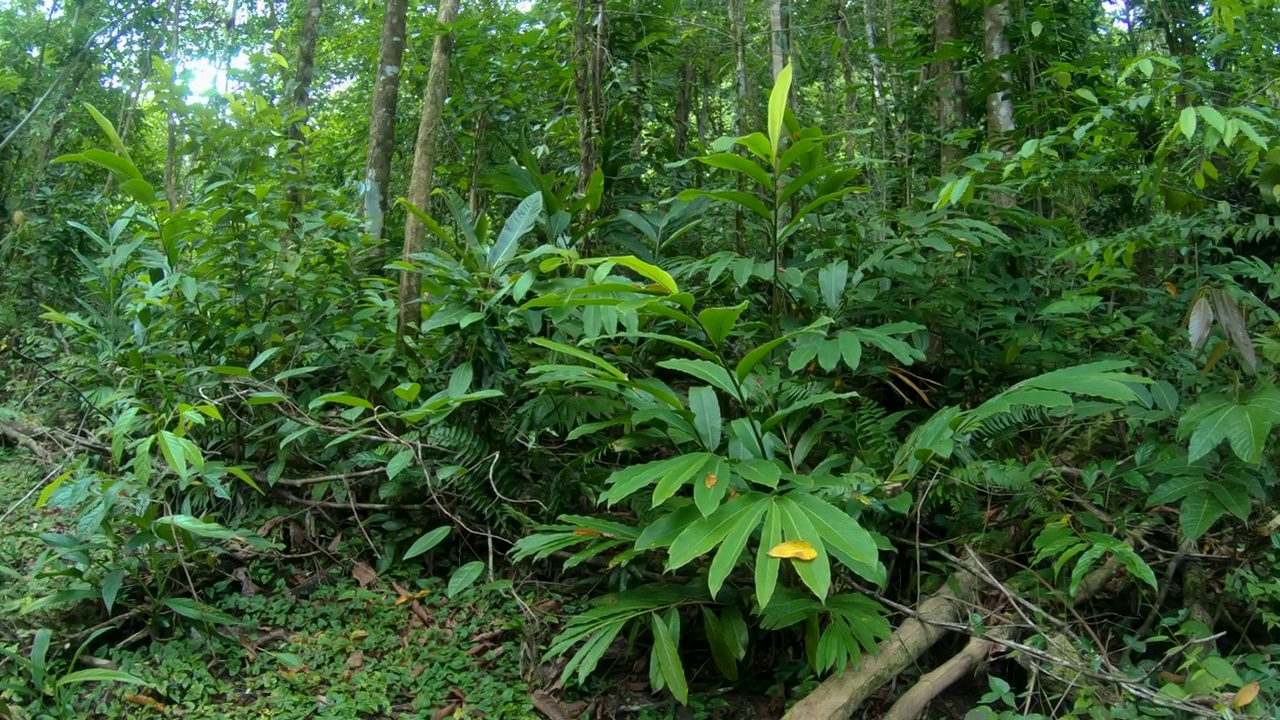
1234 681 1260 708
573 528 602 536
1163 281 1178 297
704 472 718 488
767 540 818 561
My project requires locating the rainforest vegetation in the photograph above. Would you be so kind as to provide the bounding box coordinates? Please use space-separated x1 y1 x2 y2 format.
3 0 1280 717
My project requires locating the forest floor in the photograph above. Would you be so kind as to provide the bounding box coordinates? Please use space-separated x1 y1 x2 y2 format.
0 450 785 720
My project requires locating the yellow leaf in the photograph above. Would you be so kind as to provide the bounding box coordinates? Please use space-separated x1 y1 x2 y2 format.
1234 681 1260 708
1163 281 1178 297
704 472 718 488
768 540 818 561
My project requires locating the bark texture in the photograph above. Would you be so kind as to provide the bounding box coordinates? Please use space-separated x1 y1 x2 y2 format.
397 0 461 338
363 0 407 243
983 0 1014 148
933 0 965 169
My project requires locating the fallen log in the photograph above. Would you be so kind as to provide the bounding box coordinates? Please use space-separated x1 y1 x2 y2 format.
881 624 1017 720
781 567 983 720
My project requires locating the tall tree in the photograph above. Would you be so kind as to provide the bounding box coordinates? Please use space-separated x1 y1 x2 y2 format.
164 0 182 212
362 0 408 244
770 0 786 80
573 0 607 253
983 0 1014 149
285 0 323 215
397 0 462 338
933 0 964 169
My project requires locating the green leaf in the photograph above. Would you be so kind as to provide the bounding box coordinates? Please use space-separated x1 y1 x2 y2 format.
786 493 883 585
658 358 738 396
702 608 739 680
487 192 542 270
697 153 772 189
603 455 704 506
676 189 771 221
1210 480 1252 521
736 459 781 488
768 64 794 162
669 492 766 569
698 302 748 347
1199 106 1226 135
694 457 731 518
838 331 862 372
689 387 723 450
755 504 782 609
531 337 627 380
57 669 152 687
308 392 374 410
1180 490 1225 540
586 167 604 212
447 561 486 597
652 453 716 507
164 598 241 625
248 347 281 373
579 255 679 294
84 102 127 155
152 515 240 540
818 261 849 311
777 498 831 599
651 613 689 704
386 448 415 481
1180 106 1198 140
393 382 422 403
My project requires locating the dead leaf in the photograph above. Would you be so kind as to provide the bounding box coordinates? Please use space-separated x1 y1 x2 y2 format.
430 702 460 720
122 694 165 712
529 689 571 720
233 566 259 597
350 629 370 641
572 528 601 536
1234 681 1260 708
1211 288 1258 373
768 540 818 561
1164 281 1178 297
1188 294 1214 351
351 561 379 588
345 649 364 669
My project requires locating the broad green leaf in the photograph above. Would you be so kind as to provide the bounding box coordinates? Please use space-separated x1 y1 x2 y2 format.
755 504 782 609
248 347 281 373
448 561 486 597
735 458 781 488
698 302 748 347
101 569 125 614
786 493 882 585
487 192 542 270
308 392 373 410
653 453 716 507
531 337 627 380
1180 489 1225 540
768 64 794 162
394 382 422 403
693 457 731 518
580 255 679 294
84 103 127 154
658 358 738 396
676 189 771 221
669 492 765 568
818 261 848 311
777 498 831 599
838 331 862 371
164 597 240 625
689 386 723 450
1180 106 1198 140
586 167 604 212
702 608 739 680
697 153 772 189
153 515 239 540
651 613 689 704
386 448 415 480
603 455 703 506
1199 106 1226 135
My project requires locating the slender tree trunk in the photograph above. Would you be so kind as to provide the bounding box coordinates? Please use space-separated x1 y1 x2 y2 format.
164 0 182 212
396 0 461 339
286 0 323 215
674 64 692 158
863 0 886 116
573 0 606 253
468 111 488 219
983 0 1014 148
362 0 407 244
836 0 857 152
729 0 749 253
770 0 785 80
934 0 964 170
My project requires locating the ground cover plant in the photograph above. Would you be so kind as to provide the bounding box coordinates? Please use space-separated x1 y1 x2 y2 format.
4 0 1280 717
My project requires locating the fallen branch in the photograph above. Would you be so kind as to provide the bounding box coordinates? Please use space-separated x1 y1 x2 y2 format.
781 561 984 720
882 624 1018 720
0 421 52 463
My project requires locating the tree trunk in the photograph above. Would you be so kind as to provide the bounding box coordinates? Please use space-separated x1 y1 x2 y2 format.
983 0 1014 149
674 63 692 157
863 0 886 116
770 0 785 80
933 0 964 170
835 1 857 154
362 0 407 244
730 0 748 253
573 0 606 253
164 0 182 213
396 0 461 339
285 0 322 215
